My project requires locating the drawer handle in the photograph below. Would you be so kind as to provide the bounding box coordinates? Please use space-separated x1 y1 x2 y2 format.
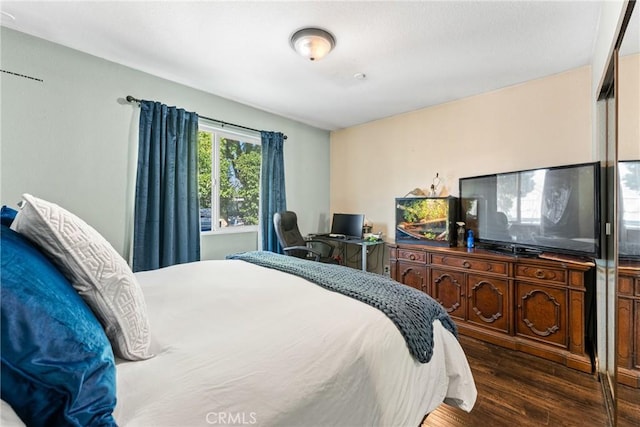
535 269 545 279
462 261 471 269
409 254 416 261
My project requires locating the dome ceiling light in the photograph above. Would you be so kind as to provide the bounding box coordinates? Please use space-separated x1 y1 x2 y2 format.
290 27 336 61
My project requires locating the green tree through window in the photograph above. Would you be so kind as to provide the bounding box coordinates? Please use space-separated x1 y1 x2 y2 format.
198 131 212 209
197 126 261 232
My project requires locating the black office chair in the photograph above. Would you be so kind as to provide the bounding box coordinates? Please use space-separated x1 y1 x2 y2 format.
273 211 338 263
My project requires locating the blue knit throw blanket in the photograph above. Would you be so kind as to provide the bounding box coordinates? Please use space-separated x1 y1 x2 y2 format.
226 251 457 363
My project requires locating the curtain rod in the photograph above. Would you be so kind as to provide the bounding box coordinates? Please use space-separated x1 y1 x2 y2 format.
125 95 287 140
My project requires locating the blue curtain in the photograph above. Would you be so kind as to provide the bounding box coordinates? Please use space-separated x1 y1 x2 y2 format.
133 101 200 272
260 131 286 253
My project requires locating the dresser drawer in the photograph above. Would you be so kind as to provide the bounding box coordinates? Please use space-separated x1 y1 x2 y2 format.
431 254 508 276
397 248 427 264
515 264 567 285
618 275 634 297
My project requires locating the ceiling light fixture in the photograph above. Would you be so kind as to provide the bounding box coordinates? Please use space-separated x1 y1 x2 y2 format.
290 27 336 61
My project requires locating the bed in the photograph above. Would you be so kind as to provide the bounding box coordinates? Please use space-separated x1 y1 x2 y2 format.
1 194 476 426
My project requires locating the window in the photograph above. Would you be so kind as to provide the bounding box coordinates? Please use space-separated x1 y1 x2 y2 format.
198 124 261 233
497 170 543 225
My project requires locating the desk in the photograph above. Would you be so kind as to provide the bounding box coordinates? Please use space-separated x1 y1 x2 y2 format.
308 235 385 272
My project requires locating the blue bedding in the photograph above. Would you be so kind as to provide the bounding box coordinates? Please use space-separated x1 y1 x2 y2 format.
1 222 117 426
227 251 457 363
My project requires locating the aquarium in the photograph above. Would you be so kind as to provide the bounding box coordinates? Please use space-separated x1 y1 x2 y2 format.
395 196 458 246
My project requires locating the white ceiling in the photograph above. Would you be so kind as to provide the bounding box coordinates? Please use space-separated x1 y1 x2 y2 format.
1 1 635 131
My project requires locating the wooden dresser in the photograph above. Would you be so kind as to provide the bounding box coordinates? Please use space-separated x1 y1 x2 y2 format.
389 243 595 373
618 262 640 388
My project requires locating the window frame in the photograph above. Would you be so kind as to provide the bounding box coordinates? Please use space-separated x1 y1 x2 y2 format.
198 122 261 235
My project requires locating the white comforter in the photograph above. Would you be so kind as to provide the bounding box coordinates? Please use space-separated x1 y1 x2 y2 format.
113 260 476 427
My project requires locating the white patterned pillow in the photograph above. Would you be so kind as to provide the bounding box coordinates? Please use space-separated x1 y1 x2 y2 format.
10 193 153 361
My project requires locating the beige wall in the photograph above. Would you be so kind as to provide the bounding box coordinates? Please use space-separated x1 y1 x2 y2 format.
619 53 640 160
330 66 592 239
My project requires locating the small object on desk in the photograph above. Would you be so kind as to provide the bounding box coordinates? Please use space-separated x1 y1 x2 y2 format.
329 233 346 239
364 232 383 242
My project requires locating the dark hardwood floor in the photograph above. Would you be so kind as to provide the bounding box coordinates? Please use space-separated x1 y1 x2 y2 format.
617 383 640 427
424 335 640 427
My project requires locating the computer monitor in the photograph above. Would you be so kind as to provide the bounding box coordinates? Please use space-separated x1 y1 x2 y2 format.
330 213 365 239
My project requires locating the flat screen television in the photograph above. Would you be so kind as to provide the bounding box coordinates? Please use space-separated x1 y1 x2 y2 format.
459 162 601 258
619 160 640 261
330 213 365 239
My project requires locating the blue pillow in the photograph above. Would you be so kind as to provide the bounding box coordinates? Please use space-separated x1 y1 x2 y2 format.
1 224 117 426
1 205 17 226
